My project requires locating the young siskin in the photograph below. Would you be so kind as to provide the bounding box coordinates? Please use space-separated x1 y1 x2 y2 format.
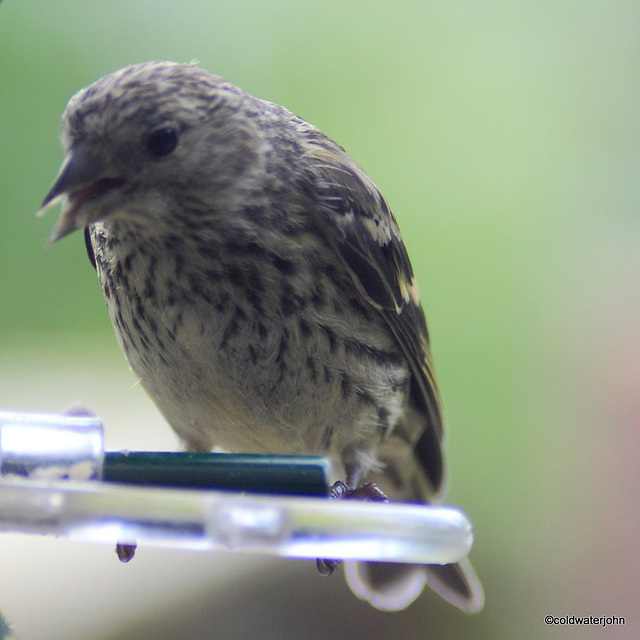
39 62 483 613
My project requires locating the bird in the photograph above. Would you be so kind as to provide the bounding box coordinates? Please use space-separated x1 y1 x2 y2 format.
39 61 483 613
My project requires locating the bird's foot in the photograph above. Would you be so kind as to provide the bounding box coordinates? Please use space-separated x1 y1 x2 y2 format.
332 481 389 502
316 481 390 576
116 542 137 563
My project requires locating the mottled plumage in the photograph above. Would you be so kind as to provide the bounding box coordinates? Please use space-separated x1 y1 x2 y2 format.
40 62 483 612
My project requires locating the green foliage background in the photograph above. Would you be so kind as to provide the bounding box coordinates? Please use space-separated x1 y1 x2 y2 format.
1 1 638 639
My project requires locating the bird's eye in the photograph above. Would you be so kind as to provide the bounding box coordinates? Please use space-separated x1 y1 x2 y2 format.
144 127 178 157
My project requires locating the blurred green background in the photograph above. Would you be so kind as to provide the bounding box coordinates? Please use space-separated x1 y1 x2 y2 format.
1 1 638 638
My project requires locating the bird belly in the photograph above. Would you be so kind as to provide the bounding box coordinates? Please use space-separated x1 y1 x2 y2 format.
103 279 408 466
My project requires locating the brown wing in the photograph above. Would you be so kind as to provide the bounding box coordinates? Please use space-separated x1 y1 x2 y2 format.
306 144 445 495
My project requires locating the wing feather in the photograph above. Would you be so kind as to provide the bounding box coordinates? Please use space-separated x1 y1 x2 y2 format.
305 143 445 494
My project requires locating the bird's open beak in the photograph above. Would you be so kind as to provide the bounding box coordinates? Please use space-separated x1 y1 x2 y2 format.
38 146 125 244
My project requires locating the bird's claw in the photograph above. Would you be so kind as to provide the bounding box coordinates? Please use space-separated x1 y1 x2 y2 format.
316 558 340 576
116 542 137 563
316 480 389 576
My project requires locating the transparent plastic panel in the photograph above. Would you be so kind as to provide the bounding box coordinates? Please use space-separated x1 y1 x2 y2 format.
0 410 474 565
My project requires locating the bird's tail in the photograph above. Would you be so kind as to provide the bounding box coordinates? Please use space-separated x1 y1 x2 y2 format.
343 438 484 613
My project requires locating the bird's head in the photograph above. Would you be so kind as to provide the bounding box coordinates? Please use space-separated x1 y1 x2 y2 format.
39 61 262 243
